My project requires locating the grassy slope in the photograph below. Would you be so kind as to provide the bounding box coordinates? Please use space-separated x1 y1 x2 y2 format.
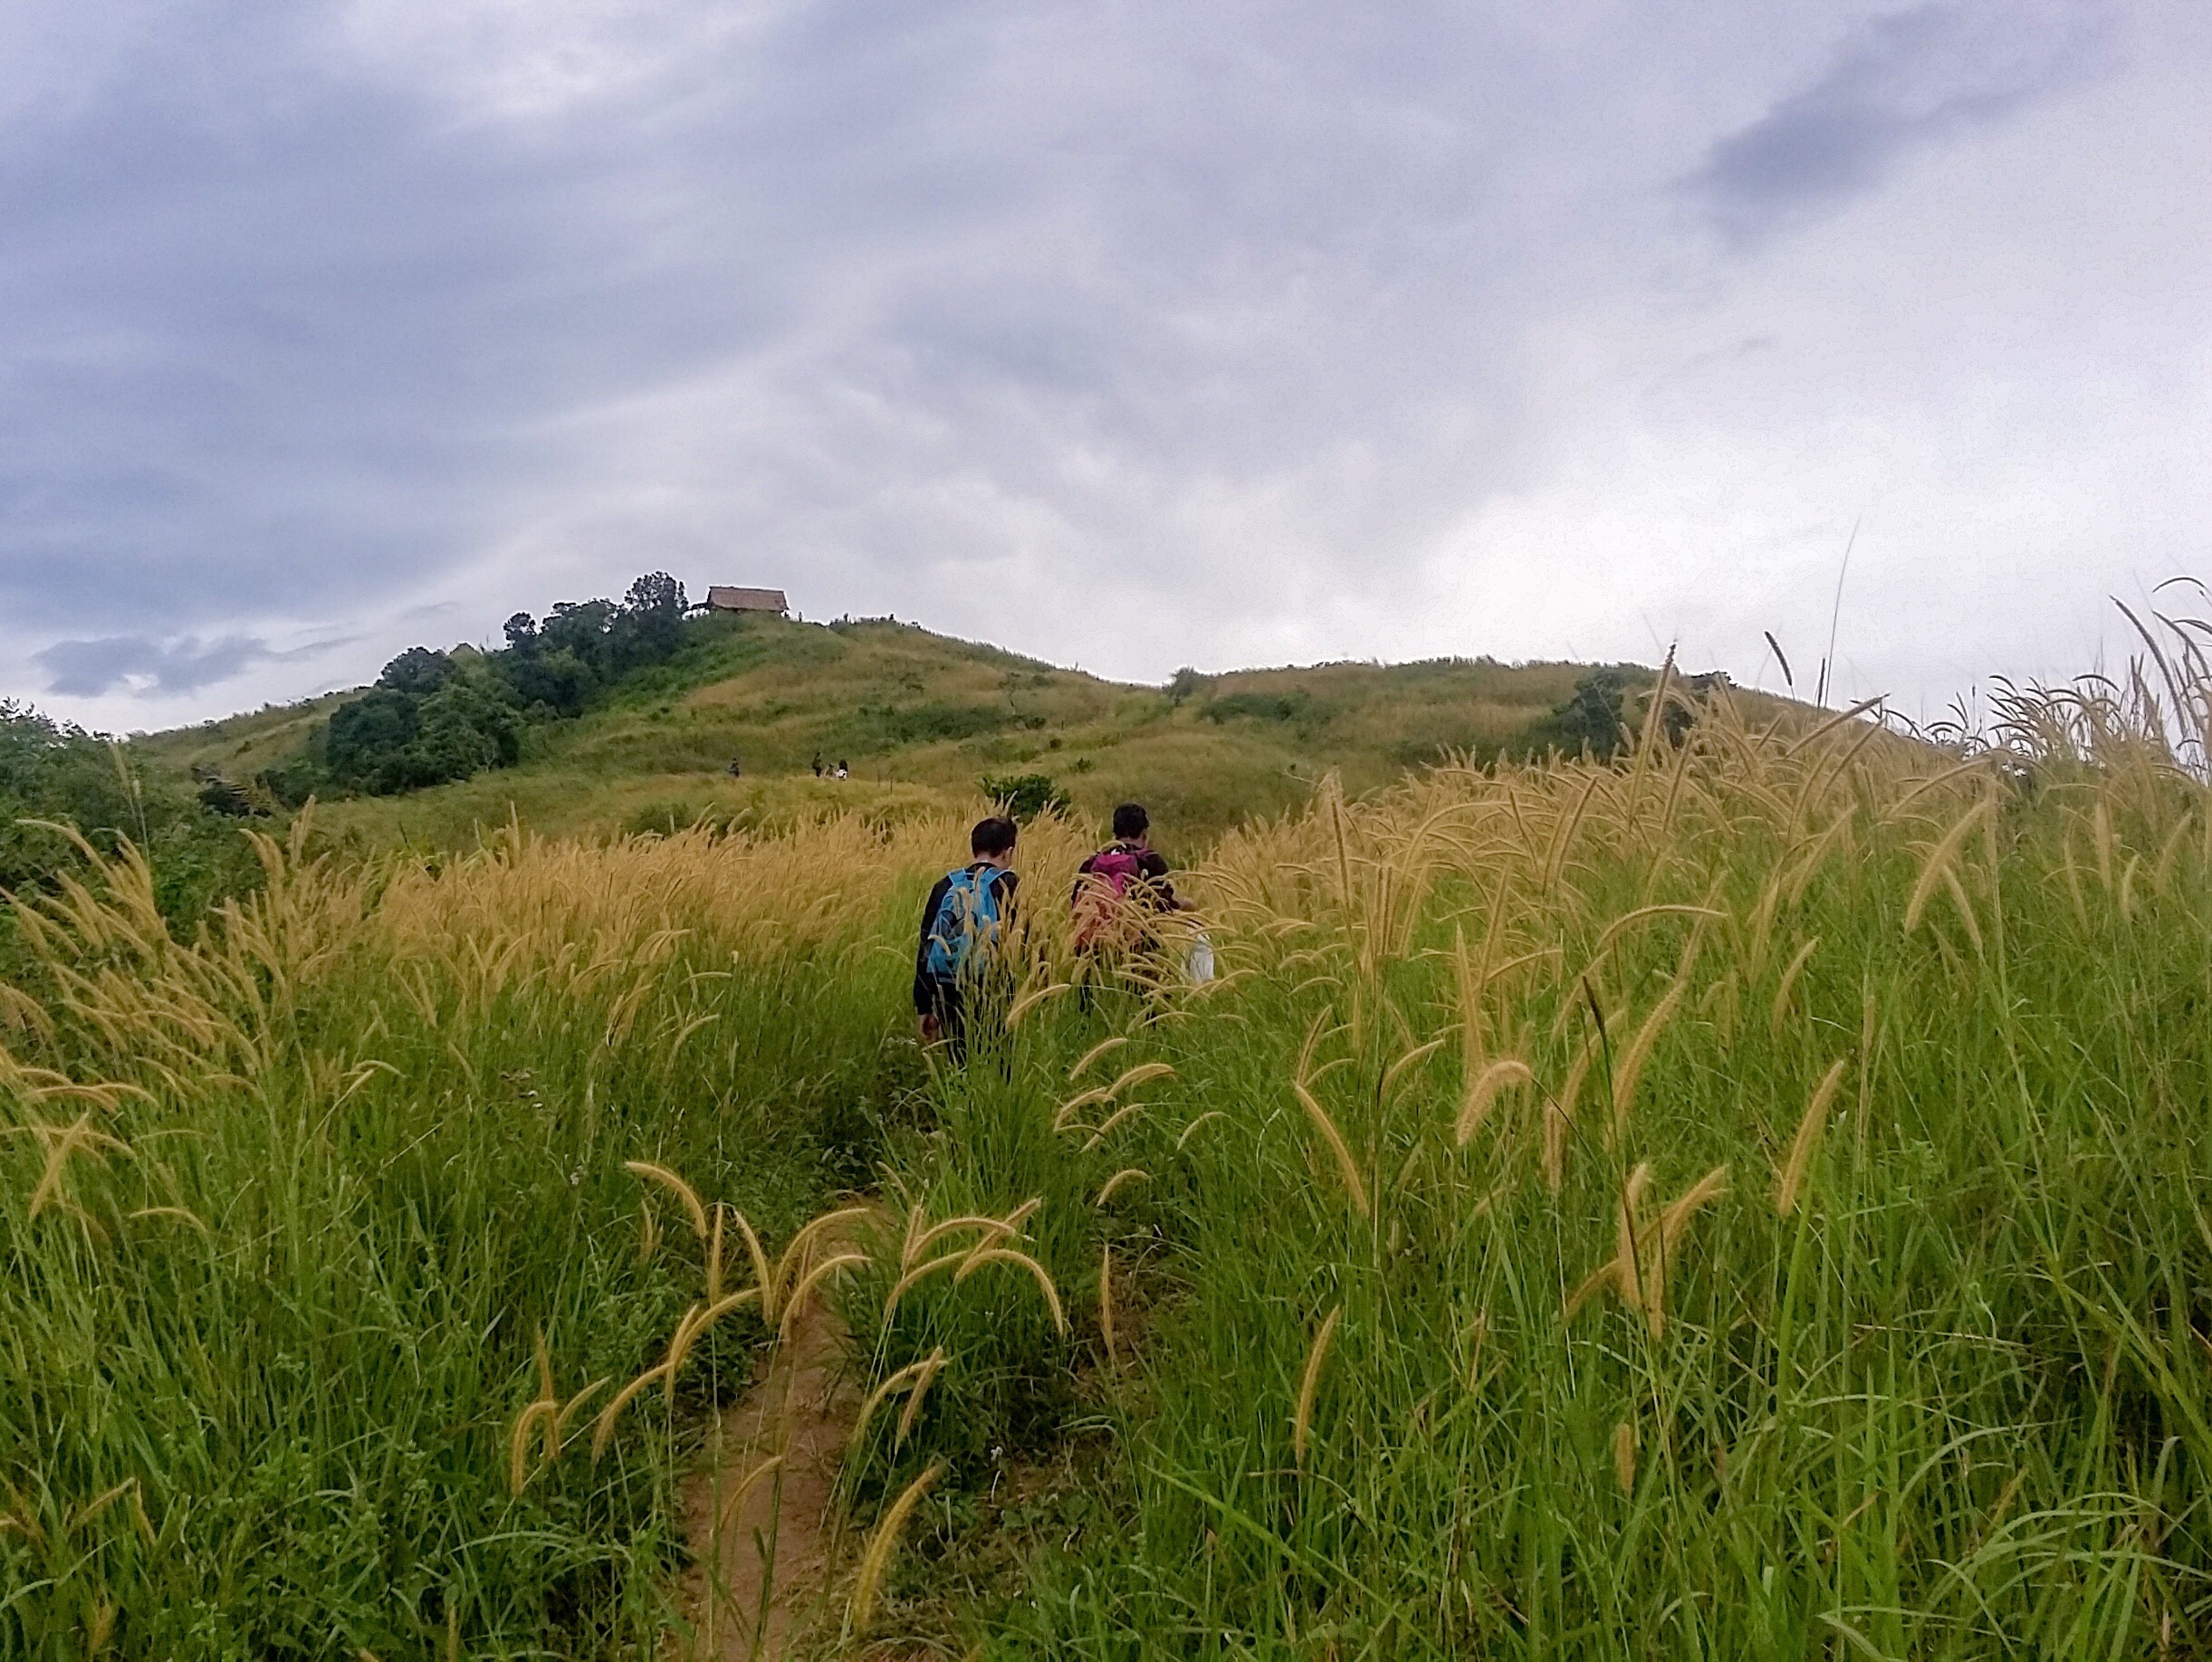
132 616 1631 852
133 689 355 783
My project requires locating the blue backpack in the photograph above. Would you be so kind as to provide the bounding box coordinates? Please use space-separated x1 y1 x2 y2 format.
923 864 1009 980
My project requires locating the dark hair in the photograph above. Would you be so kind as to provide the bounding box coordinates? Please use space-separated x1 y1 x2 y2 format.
1111 802 1149 841
972 816 1018 857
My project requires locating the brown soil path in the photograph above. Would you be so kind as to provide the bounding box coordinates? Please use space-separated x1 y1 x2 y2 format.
677 1215 876 1661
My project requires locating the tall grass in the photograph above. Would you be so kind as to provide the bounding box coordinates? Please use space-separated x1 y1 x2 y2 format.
845 677 2212 1656
13 649 2212 1656
0 815 944 1655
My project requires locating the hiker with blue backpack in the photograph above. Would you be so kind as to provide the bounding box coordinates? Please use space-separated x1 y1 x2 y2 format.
914 816 1020 1058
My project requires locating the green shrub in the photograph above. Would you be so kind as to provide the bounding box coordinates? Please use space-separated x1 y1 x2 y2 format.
981 772 1073 821
1517 667 1629 759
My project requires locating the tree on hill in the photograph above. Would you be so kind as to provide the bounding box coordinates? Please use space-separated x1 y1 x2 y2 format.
302 572 704 798
377 646 456 696
609 573 687 669
541 599 618 664
326 688 422 790
327 662 522 795
504 647 598 719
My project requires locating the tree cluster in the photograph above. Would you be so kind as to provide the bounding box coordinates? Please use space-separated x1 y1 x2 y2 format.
296 573 694 799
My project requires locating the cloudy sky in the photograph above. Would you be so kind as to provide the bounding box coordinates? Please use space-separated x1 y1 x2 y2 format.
2 0 2207 732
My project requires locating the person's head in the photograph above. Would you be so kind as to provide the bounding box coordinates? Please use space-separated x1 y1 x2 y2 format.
1111 802 1150 844
972 816 1018 864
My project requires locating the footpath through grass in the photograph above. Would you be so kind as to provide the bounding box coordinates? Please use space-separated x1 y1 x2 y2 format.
9 668 2212 1656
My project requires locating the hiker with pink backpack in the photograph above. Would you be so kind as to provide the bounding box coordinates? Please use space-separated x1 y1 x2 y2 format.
1072 803 1205 987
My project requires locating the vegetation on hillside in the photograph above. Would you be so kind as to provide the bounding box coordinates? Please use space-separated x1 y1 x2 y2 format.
252 572 696 803
10 633 2212 1655
0 702 262 945
138 611 1667 855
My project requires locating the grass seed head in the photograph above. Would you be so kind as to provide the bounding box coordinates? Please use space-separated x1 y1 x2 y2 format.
1609 983 1687 1147
1903 797 1994 937
1455 1057 1534 1146
1068 1036 1129 1081
847 1459 945 1637
712 1453 785 1537
1292 1081 1372 1218
850 1348 949 1458
1099 1242 1118 1370
1293 1305 1345 1467
623 1160 709 1240
953 1246 1068 1333
1774 1059 1851 1218
1095 1167 1149 1206
1769 937 1821 1041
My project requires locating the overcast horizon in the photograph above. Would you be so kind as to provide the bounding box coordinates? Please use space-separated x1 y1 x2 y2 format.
3 1 2208 736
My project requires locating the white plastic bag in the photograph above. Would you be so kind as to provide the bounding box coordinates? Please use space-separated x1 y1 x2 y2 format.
1184 931 1217 984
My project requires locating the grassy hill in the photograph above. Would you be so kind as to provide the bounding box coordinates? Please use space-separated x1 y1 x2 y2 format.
135 613 1651 851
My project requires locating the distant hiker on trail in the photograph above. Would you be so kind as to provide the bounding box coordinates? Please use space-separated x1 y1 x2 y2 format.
914 816 1020 1061
1072 802 1189 968
836 759 849 779
812 753 824 778
727 756 742 778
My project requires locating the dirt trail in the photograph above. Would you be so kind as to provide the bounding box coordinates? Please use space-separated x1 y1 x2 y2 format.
679 1219 873 1661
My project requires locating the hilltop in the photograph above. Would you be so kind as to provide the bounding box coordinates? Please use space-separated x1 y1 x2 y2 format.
133 609 1671 849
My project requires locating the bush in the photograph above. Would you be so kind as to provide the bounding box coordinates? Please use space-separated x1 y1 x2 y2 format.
255 754 324 809
982 772 1073 821
1518 669 1628 759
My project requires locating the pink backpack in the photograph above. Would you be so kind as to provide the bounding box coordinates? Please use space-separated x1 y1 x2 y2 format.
1072 845 1145 950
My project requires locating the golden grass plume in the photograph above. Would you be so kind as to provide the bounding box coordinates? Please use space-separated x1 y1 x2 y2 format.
1455 1057 1533 1146
847 1460 945 1636
1774 1057 1852 1218
1292 1081 1371 1218
1292 1304 1345 1467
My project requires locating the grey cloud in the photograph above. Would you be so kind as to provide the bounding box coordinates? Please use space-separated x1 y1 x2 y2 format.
0 1 764 638
1687 3 2110 240
34 632 340 697
0 0 2203 727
